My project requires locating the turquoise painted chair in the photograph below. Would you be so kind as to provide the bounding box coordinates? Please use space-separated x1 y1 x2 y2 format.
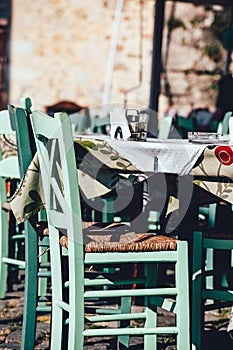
31 110 190 350
217 111 232 134
89 114 110 134
158 116 173 139
192 228 233 349
69 111 88 136
209 120 219 132
175 116 196 139
0 109 22 299
192 231 233 350
8 101 51 350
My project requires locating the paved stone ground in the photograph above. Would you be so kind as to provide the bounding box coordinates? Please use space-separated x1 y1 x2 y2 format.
0 281 233 349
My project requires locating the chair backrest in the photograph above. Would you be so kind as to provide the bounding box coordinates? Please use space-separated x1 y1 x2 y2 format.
20 96 32 114
0 110 16 134
8 103 36 176
217 111 232 134
31 110 83 248
209 120 219 132
175 116 195 138
89 114 110 134
8 101 49 349
69 112 88 135
158 116 173 139
8 101 47 224
31 110 84 320
0 109 20 178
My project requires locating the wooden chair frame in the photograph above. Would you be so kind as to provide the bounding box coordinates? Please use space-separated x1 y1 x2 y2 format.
31 110 190 350
8 101 51 350
0 109 21 299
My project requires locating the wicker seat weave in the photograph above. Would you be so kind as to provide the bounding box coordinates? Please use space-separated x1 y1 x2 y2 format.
81 222 178 253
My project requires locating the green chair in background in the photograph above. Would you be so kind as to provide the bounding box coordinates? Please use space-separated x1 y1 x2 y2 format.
209 120 219 132
0 109 22 299
8 100 51 350
158 116 173 139
89 114 110 134
192 228 233 348
31 110 190 350
175 115 196 138
217 111 232 134
69 111 88 136
192 228 233 349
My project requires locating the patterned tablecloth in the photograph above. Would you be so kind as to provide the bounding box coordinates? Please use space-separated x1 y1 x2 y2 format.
191 144 233 203
9 136 233 223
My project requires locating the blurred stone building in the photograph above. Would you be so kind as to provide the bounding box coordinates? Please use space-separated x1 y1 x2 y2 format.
1 0 232 117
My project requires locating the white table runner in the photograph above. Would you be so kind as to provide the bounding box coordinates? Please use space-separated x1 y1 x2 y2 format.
83 135 208 175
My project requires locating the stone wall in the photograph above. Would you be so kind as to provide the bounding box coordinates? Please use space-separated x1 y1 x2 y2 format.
9 0 232 117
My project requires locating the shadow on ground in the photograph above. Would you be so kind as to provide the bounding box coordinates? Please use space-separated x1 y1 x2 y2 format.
0 284 233 349
202 330 233 350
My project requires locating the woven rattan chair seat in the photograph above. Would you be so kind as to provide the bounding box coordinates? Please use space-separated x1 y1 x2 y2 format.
80 222 178 253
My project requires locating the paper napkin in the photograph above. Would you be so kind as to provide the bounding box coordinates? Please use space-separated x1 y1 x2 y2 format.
110 106 131 140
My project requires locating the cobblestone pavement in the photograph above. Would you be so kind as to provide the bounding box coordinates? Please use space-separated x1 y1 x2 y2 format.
0 282 233 349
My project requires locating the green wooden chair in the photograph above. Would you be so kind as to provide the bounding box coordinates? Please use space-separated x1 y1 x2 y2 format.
8 101 51 350
158 116 173 139
69 111 88 136
217 111 233 134
31 110 190 350
0 109 22 299
175 116 195 139
192 229 233 349
209 120 219 132
89 114 110 134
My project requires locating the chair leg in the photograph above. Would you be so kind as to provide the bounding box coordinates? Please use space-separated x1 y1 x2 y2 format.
0 214 8 299
144 307 157 350
192 232 204 350
37 247 49 302
0 182 8 299
0 242 8 299
117 296 131 349
144 263 157 349
49 237 69 350
68 290 85 349
50 242 64 350
176 241 190 350
50 303 64 350
21 222 38 350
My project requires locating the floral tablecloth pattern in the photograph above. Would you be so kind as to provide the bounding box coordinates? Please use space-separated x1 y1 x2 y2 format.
191 145 233 203
10 139 141 223
9 138 233 223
